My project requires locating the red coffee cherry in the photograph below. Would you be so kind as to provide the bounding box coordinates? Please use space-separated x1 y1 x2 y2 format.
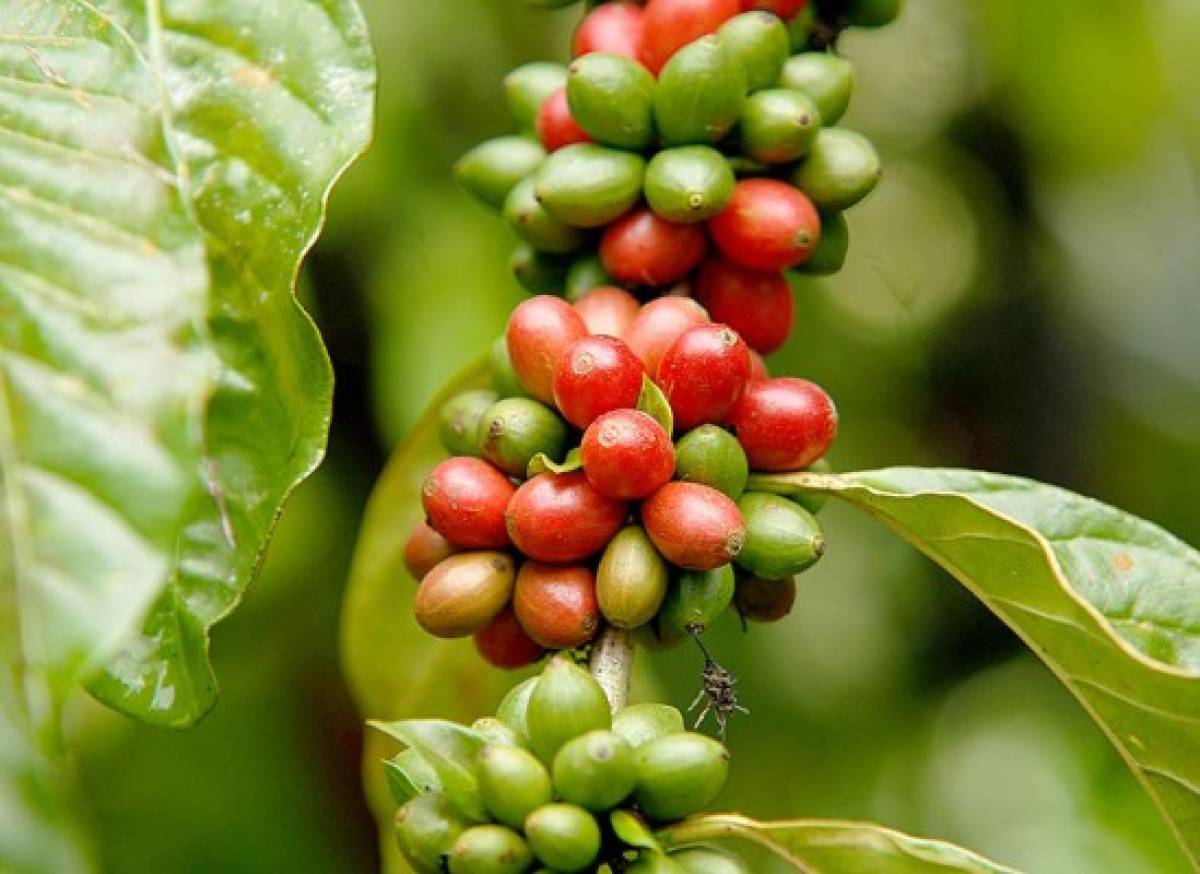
581 409 675 500
574 286 641 339
537 88 592 152
708 179 821 271
507 295 589 404
600 208 708 288
641 0 741 74
742 0 808 17
506 471 628 562
625 297 710 376
403 521 456 581
574 2 645 60
656 323 750 431
422 457 515 549
513 562 602 649
475 606 546 669
642 482 745 570
552 335 645 428
747 349 770 382
727 377 838 471
695 258 794 355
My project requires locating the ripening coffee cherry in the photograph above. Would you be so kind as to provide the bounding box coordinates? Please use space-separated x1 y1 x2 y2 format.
727 377 837 470
792 128 882 211
657 564 736 642
471 717 523 748
596 525 670 629
479 397 569 477
415 552 515 638
552 729 637 812
505 62 568 131
640 0 741 75
552 335 645 428
439 389 498 457
506 471 628 562
736 492 825 579
708 178 821 271
778 52 853 125
505 177 588 253
735 573 797 623
600 208 708 288
845 0 903 28
512 243 572 295
403 522 457 581
795 210 848 275
455 136 547 211
695 257 794 354
527 655 612 763
654 36 747 146
612 702 685 749
625 297 710 376
718 12 789 92
524 803 603 872
574 2 645 60
507 296 589 404
395 792 471 874
513 561 602 650
574 286 640 338
564 253 615 303
674 425 749 499
582 410 675 500
567 52 656 151
478 744 554 829
537 87 593 152
496 676 539 746
475 606 546 670
644 146 736 224
535 144 647 228
669 846 750 874
739 89 821 164
448 825 533 874
422 457 515 549
642 482 745 570
491 334 529 399
633 732 730 821
656 324 751 430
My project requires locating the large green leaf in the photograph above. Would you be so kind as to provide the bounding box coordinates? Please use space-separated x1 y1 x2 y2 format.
748 467 1200 870
656 815 1018 873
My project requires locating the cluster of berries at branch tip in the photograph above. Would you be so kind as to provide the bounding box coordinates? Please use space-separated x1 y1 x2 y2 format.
391 655 742 873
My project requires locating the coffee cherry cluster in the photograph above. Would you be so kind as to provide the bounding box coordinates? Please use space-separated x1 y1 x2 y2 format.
392 655 746 873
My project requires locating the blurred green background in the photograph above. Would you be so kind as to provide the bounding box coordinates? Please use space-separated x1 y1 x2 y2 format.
70 0 1200 871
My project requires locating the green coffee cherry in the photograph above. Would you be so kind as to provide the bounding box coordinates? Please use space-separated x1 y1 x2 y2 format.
634 732 730 821
496 676 539 746
491 335 529 399
394 792 471 874
524 803 602 872
739 89 821 164
439 389 498 457
796 211 848 275
552 729 637 812
657 565 736 643
674 425 749 499
790 457 832 513
788 5 815 51
654 36 747 146
456 136 546 210
846 0 903 28
736 492 825 580
644 146 735 224
477 744 553 829
527 655 612 763
506 62 568 130
505 177 588 254
718 12 790 93
511 244 571 294
670 845 750 874
597 525 670 629
777 53 853 125
564 252 614 302
449 825 534 874
471 717 523 748
478 397 569 477
612 703 685 749
536 144 646 227
629 853 687 874
567 52 656 150
792 128 881 211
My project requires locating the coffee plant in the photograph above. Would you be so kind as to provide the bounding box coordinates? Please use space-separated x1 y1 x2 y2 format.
3 1 1199 873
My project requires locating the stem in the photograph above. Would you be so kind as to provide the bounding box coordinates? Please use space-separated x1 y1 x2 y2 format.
745 471 838 498
589 625 633 713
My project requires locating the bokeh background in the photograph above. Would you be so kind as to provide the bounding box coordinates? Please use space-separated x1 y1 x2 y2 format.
70 1 1200 871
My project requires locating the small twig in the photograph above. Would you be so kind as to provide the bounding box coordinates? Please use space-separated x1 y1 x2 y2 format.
686 627 748 739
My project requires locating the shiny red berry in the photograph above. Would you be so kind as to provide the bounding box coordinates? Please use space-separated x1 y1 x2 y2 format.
642 482 745 570
513 562 602 649
747 349 770 382
537 87 592 152
552 335 645 428
624 297 710 376
742 0 808 17
727 377 838 471
422 457 516 549
581 409 676 500
656 323 750 431
600 208 708 288
695 258 794 355
574 2 645 60
403 522 456 581
475 606 546 669
507 295 589 404
708 179 820 271
506 471 628 562
641 0 741 74
574 286 641 339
